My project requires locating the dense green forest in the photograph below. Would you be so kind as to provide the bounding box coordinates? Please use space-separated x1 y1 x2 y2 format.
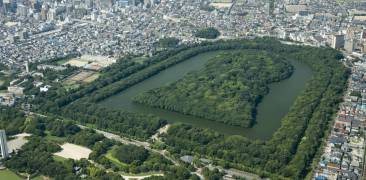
159 42 349 179
89 141 176 174
113 144 149 164
0 107 26 135
202 167 225 180
0 108 203 179
36 45 197 110
0 63 11 90
68 129 105 148
157 37 180 48
5 137 66 178
194 27 221 39
134 50 293 127
5 136 121 180
62 103 167 140
25 38 349 179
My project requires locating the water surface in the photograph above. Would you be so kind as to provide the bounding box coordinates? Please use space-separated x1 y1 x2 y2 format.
100 51 312 140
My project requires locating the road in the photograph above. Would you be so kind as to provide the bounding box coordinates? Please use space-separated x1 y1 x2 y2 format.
208 164 261 180
28 112 180 166
78 125 180 166
121 173 164 180
30 112 259 179
228 0 237 15
91 159 164 180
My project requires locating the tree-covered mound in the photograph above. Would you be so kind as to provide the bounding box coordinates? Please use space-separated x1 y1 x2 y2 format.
157 41 349 179
28 38 349 179
134 50 293 127
157 37 180 48
194 27 221 39
113 144 149 164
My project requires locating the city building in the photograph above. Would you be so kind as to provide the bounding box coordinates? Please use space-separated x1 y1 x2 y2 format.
7 86 24 95
331 34 345 49
345 28 355 53
0 130 9 159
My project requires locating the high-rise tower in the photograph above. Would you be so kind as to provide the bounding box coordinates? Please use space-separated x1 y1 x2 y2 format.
0 130 9 159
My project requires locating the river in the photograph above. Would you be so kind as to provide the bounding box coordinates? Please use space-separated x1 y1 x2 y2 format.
99 51 312 140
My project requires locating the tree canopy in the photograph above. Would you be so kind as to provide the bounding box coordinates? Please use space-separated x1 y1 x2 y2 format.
113 144 149 165
134 50 293 127
194 27 221 39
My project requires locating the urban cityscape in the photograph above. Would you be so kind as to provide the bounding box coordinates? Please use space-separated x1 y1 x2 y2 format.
0 0 366 180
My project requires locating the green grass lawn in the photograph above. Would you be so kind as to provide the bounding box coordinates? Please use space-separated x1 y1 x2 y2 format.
44 132 67 143
132 56 149 64
105 147 128 168
0 169 43 180
31 176 44 180
63 84 80 91
0 169 22 180
56 59 70 65
53 155 67 163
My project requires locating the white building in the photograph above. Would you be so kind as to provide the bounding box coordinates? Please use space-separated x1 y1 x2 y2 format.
0 130 9 159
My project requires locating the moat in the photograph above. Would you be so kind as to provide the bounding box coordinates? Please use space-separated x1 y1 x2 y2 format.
100 51 313 140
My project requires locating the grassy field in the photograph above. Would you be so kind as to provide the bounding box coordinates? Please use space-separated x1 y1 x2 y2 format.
32 176 44 180
63 71 98 90
83 73 100 83
0 169 45 180
53 155 67 163
45 132 67 143
0 170 22 180
56 59 70 65
336 0 363 4
105 147 128 168
63 84 80 91
132 56 149 64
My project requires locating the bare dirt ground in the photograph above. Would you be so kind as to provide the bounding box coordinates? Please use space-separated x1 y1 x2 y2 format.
7 133 31 153
151 124 171 141
54 143 92 160
64 71 98 85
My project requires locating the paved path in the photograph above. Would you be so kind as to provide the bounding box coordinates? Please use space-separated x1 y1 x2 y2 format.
30 112 258 179
78 125 179 166
208 164 261 180
121 173 164 180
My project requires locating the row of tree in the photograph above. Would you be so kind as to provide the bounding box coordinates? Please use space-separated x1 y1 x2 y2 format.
62 103 167 140
79 38 292 103
25 38 348 179
194 27 221 39
34 44 196 111
157 37 180 48
159 39 349 179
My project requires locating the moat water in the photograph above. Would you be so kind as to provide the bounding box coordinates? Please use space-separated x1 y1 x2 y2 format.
100 51 313 140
